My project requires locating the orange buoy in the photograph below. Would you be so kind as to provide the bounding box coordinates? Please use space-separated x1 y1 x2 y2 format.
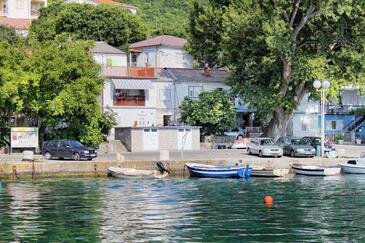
264 196 273 205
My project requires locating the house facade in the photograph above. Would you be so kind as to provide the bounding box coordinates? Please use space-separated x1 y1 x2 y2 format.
65 0 137 14
0 0 47 33
129 35 193 68
289 89 365 141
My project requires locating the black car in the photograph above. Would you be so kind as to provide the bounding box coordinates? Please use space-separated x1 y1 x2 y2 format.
301 136 336 153
42 140 97 161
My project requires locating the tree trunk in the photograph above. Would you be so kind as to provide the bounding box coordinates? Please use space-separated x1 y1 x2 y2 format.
264 108 292 140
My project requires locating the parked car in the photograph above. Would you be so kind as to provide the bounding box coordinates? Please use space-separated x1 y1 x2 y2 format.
301 136 336 153
42 140 97 161
224 127 245 138
231 136 251 149
277 137 316 157
247 137 283 157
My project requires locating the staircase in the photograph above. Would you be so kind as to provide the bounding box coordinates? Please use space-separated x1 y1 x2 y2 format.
344 115 365 132
97 140 127 154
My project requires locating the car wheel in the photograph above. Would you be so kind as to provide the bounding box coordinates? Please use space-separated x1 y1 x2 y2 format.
73 153 80 161
44 152 52 160
290 150 295 157
247 148 252 155
259 150 263 157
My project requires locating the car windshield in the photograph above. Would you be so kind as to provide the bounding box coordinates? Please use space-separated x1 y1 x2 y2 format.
260 139 275 145
70 141 84 149
291 139 305 145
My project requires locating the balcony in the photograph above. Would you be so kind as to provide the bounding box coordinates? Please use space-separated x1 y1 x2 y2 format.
113 95 145 106
326 104 365 114
100 66 155 78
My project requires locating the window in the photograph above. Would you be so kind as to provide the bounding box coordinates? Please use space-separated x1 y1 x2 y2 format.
301 121 308 131
327 120 344 130
159 89 171 101
188 86 203 98
106 58 112 67
16 0 24 9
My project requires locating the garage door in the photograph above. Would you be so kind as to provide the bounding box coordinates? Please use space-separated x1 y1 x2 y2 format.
143 128 159 150
177 128 192 150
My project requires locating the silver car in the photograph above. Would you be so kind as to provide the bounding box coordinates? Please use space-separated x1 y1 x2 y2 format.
277 137 316 157
247 137 283 157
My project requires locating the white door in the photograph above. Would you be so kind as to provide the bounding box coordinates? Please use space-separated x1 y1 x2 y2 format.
143 128 159 150
177 128 192 150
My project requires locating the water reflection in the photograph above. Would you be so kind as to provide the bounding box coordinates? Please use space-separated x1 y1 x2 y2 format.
0 176 365 242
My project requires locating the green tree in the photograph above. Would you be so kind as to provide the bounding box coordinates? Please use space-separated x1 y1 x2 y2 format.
186 0 228 67
119 0 207 38
220 0 365 138
180 89 236 135
0 25 21 44
30 2 146 47
0 37 113 146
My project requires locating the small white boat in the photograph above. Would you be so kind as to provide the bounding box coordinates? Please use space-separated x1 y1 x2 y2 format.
251 168 289 177
339 152 365 174
291 163 341 176
108 162 171 179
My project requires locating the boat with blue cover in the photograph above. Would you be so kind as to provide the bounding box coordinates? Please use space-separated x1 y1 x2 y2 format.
185 162 252 178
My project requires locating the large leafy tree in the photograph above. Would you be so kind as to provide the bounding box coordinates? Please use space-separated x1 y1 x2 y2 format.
30 2 146 47
180 89 236 135
188 0 365 138
0 37 115 146
186 0 228 67
0 25 21 44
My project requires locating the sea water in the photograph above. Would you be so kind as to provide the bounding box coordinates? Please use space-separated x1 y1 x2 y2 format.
0 175 364 242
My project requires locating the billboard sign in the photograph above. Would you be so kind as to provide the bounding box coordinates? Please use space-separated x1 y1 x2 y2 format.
10 127 39 148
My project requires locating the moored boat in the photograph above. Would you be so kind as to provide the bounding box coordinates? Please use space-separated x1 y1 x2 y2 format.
291 163 341 176
251 168 289 177
185 162 251 178
108 162 171 179
339 153 365 174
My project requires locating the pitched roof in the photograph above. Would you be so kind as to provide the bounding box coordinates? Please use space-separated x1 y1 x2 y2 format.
0 17 32 30
91 41 126 54
95 0 137 9
130 35 187 49
158 68 230 83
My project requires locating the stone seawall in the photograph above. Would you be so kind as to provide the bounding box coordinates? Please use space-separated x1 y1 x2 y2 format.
0 157 348 179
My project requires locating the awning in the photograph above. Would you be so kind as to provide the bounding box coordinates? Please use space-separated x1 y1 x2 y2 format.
111 79 153 90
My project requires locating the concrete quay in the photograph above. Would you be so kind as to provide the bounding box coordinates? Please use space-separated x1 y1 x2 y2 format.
0 144 363 179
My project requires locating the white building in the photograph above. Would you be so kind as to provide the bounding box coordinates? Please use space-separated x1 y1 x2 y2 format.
65 0 137 14
0 0 47 33
129 35 193 68
91 41 229 129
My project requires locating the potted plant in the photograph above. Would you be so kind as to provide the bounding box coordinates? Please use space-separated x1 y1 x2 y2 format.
336 134 345 144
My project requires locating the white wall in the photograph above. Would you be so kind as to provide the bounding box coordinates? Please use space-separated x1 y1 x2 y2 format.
136 46 193 68
5 0 47 19
93 53 127 67
113 107 156 127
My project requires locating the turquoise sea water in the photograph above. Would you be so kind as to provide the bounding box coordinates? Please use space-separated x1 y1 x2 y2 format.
0 175 364 242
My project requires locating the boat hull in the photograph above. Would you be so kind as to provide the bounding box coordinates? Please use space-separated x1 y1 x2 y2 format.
251 168 289 177
107 167 168 179
291 164 341 176
339 164 365 174
186 163 245 178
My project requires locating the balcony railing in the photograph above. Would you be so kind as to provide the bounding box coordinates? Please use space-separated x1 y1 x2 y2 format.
100 66 155 78
113 95 145 106
326 104 365 114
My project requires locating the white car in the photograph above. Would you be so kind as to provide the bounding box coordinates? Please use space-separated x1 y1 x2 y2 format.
231 137 251 149
247 137 283 157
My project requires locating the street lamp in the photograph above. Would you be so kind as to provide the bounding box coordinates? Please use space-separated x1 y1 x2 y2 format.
313 80 331 157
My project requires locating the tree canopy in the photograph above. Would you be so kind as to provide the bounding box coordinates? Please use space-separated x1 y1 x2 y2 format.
180 89 236 135
189 0 365 138
0 25 21 44
30 2 146 47
0 37 116 146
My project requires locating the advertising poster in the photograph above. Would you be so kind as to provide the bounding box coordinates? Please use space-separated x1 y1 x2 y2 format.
10 127 39 148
